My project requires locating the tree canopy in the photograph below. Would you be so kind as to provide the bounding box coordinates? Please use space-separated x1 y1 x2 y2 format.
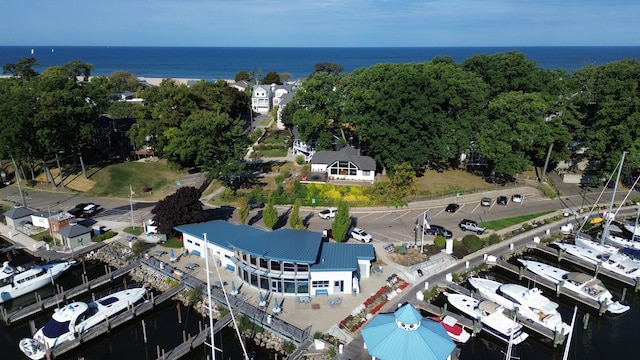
151 186 206 236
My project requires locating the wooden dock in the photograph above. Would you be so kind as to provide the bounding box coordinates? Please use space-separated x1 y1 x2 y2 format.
51 283 186 359
2 261 139 325
155 313 233 360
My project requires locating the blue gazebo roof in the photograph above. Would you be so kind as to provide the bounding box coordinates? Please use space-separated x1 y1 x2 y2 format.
361 303 455 360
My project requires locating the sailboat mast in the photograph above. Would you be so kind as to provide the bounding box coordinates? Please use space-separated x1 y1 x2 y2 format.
601 151 627 245
562 306 578 360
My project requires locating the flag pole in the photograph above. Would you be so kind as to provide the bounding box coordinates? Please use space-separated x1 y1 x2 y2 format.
129 184 135 228
421 211 426 253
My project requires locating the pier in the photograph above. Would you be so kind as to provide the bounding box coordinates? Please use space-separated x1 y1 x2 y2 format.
50 283 186 359
2 261 139 325
139 257 311 359
155 313 233 360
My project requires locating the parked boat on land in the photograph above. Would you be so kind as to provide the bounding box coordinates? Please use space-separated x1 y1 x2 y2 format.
468 277 572 335
428 315 472 343
18 286 147 360
0 260 75 304
554 242 640 281
517 259 629 314
444 292 529 345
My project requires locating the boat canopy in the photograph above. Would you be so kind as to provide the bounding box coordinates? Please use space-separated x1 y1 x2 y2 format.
42 319 71 338
565 272 592 283
478 300 501 314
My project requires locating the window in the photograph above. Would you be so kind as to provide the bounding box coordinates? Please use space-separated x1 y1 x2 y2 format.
284 281 296 294
312 280 329 288
250 255 257 266
298 263 309 272
363 170 370 176
270 260 281 271
259 258 268 270
283 262 296 272
297 281 309 294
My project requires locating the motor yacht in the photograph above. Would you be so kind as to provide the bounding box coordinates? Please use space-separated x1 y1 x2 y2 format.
0 260 75 304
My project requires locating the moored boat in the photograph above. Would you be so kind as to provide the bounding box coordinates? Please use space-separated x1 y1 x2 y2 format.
18 286 147 360
428 315 471 343
517 259 629 314
468 277 572 335
444 292 529 345
0 260 75 304
554 242 640 281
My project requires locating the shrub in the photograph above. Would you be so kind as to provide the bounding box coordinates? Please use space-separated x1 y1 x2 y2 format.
462 234 483 252
434 235 446 248
453 243 471 259
487 233 501 245
313 331 323 339
295 155 305 165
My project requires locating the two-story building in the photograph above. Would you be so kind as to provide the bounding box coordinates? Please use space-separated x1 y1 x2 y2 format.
310 146 377 182
175 220 375 297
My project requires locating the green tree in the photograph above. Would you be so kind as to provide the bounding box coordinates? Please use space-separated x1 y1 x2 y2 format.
262 193 279 230
237 196 250 225
313 62 344 75
262 71 281 85
2 57 39 79
108 70 140 92
289 198 304 230
234 70 252 82
331 201 351 242
388 162 417 206
62 60 95 81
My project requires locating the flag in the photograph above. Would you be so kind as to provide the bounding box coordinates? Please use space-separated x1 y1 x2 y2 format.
423 211 431 229
130 184 135 197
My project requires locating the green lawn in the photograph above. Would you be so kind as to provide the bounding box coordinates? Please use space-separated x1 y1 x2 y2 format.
482 211 555 230
84 160 183 200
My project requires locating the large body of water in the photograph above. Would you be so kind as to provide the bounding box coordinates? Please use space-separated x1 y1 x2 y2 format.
1 46 640 81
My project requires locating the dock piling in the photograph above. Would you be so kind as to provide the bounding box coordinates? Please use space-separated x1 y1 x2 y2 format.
621 288 627 302
177 302 182 323
142 320 147 343
583 312 590 329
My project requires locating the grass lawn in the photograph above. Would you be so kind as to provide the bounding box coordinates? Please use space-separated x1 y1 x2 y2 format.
482 211 555 230
83 159 183 200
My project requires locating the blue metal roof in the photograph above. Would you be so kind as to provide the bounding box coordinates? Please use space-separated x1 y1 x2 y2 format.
361 303 455 360
311 242 375 272
175 221 323 264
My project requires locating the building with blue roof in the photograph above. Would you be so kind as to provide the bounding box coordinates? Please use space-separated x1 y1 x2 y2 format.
174 220 375 297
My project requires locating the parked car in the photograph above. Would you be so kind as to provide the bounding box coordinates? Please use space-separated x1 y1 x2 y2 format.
83 203 98 217
512 194 523 203
423 224 453 239
458 219 486 234
445 203 460 213
497 196 508 206
318 207 338 219
350 227 373 243
480 197 492 207
248 199 265 209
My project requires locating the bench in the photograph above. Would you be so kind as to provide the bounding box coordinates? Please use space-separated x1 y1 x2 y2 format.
297 296 311 304
315 289 329 297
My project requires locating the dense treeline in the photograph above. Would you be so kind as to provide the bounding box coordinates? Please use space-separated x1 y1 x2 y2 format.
284 52 640 183
2 51 640 189
0 58 250 186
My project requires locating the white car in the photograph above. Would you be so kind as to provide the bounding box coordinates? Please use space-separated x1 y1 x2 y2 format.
350 227 373 243
512 194 523 203
318 207 338 219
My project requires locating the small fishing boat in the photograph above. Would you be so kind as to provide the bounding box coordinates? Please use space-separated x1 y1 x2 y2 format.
428 315 472 343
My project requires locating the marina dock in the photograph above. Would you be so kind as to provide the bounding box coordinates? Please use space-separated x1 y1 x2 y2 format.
2 261 139 325
155 313 233 360
50 283 186 359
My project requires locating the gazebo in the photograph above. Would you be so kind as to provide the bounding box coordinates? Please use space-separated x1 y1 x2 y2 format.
361 303 455 360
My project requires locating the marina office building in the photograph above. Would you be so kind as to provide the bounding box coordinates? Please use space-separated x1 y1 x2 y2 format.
175 220 375 297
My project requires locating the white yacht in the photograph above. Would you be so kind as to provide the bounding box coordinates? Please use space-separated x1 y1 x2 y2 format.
554 242 640 281
444 292 529 345
517 259 629 314
19 286 147 360
574 235 640 261
468 277 572 335
0 260 75 304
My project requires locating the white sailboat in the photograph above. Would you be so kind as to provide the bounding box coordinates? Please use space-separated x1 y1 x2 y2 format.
517 259 629 314
444 292 529 345
468 277 572 335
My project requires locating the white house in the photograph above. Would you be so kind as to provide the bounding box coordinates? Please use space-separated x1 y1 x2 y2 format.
251 84 272 114
175 220 375 297
3 205 34 230
310 146 376 182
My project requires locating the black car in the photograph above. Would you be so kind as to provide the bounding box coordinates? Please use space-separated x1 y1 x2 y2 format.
445 203 460 213
424 224 453 239
248 199 265 209
497 196 508 206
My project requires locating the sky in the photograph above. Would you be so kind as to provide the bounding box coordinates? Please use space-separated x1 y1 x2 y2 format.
1 0 638 47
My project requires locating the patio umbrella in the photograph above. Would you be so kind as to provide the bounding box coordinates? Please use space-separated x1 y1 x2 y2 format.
230 281 238 296
170 249 175 261
259 292 266 307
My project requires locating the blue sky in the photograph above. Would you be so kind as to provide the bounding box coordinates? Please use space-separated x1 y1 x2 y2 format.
1 0 638 47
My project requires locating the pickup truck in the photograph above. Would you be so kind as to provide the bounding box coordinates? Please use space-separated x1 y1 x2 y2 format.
458 219 486 234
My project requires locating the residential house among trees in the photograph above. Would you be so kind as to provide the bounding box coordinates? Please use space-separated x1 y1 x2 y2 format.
311 146 376 182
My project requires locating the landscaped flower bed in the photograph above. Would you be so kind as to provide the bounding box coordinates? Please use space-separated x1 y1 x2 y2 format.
338 277 409 333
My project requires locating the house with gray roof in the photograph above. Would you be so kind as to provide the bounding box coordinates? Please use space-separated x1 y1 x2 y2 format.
57 223 92 250
310 146 376 182
175 220 375 297
3 205 34 230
